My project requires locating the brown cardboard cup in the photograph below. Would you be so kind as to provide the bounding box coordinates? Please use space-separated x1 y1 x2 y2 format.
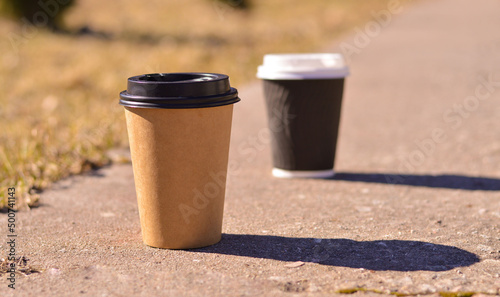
120 73 240 249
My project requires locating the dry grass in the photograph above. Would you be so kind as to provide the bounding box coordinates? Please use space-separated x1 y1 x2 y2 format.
0 256 41 276
0 0 410 209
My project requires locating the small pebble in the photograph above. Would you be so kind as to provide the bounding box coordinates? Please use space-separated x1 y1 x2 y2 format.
284 261 305 268
356 206 372 212
100 212 115 218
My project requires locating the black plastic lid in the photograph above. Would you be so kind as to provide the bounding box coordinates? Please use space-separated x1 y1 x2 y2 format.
119 73 240 109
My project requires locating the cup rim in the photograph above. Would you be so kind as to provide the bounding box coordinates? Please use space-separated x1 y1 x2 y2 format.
129 73 226 84
119 72 240 109
257 53 349 80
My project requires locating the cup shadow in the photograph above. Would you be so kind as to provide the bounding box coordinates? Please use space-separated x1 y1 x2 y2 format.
191 234 479 272
331 172 500 191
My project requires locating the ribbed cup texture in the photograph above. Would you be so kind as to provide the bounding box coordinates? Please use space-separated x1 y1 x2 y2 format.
263 79 344 171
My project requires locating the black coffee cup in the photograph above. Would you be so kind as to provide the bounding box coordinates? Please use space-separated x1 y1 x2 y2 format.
257 54 349 178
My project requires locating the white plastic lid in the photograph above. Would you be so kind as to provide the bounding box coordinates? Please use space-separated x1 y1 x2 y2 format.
257 53 349 80
272 168 335 179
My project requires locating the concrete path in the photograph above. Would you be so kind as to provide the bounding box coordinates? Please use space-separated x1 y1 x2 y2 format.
2 0 500 295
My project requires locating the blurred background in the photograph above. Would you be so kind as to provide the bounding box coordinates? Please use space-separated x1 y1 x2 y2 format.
0 0 404 208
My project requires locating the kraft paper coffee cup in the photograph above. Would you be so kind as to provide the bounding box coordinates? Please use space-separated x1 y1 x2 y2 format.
257 53 349 178
120 73 240 249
